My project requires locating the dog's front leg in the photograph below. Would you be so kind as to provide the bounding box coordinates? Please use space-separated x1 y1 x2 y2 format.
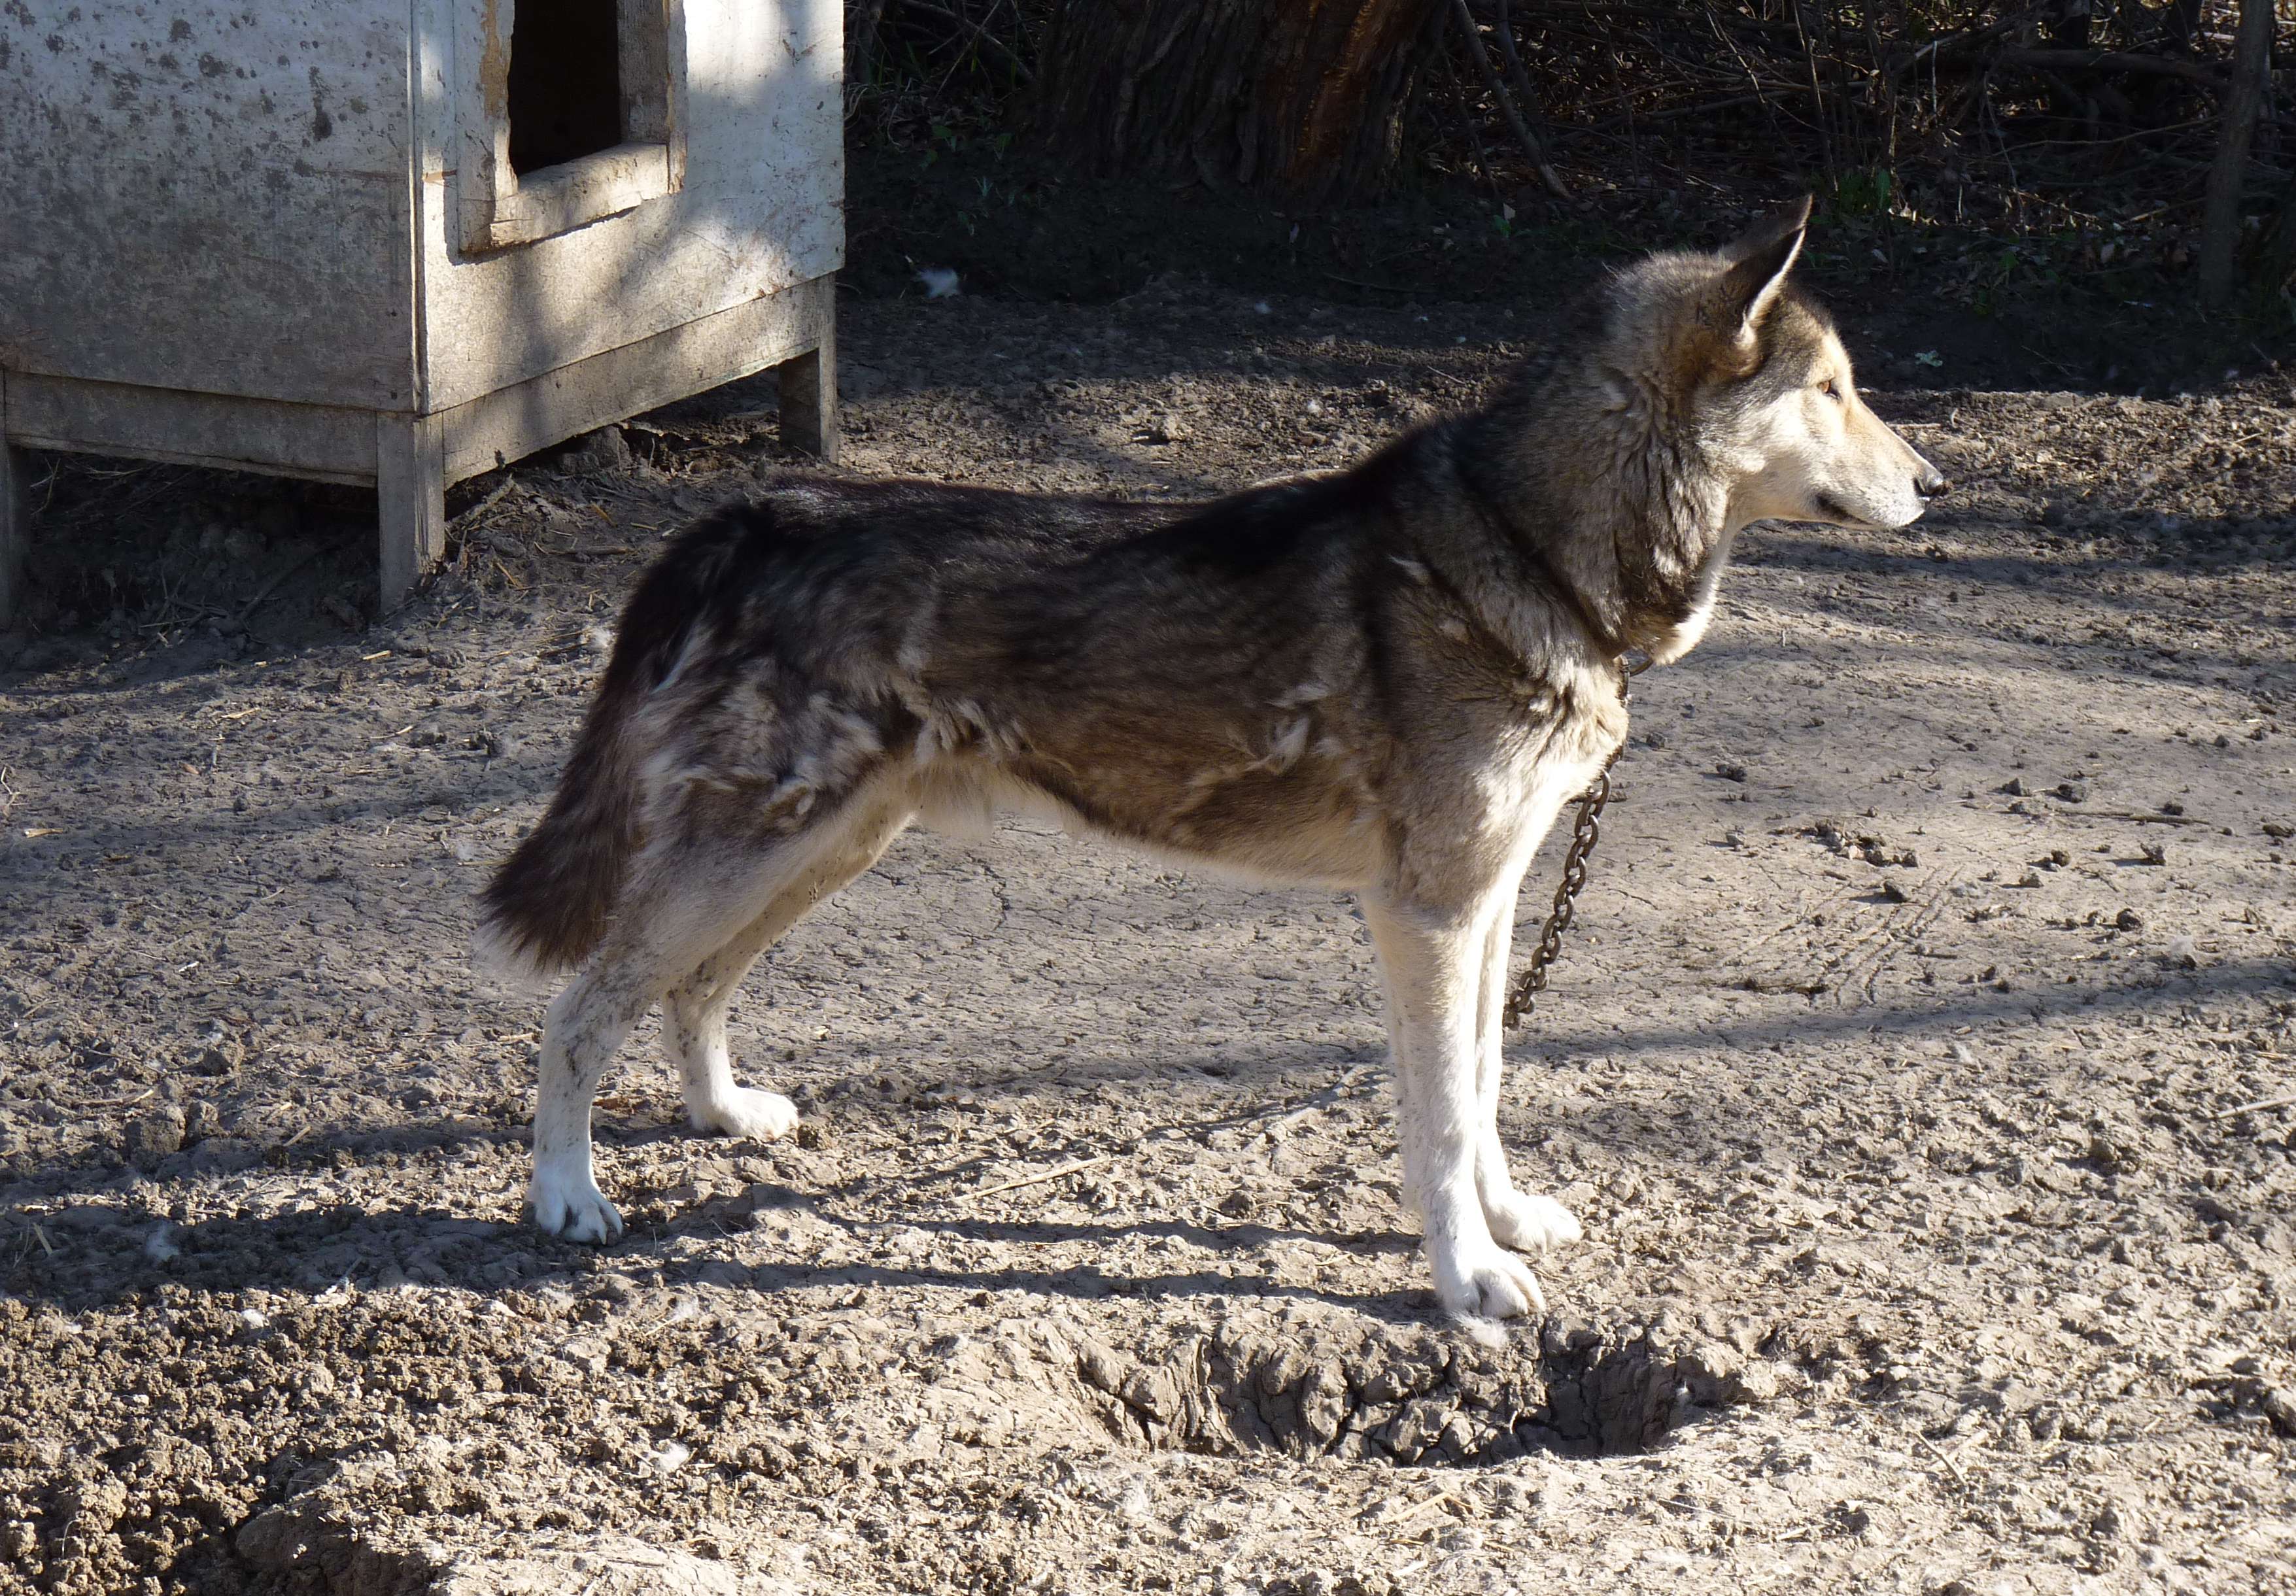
1363 895 1551 1321
1473 908 1583 1255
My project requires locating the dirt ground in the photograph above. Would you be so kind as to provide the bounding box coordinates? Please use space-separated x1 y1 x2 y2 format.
4 252 2296 1596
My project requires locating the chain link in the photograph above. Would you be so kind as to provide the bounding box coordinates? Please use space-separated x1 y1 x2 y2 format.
1502 654 1645 1030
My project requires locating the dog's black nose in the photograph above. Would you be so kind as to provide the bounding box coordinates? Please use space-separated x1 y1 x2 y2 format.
1916 468 1949 500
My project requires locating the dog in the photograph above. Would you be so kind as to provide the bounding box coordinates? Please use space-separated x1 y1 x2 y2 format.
477 197 1945 1320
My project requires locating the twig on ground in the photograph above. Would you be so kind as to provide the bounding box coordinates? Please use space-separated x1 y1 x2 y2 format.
1914 1429 1972 1488
451 476 519 530
233 546 328 626
895 0 1034 86
959 1154 1113 1202
2212 1088 2296 1119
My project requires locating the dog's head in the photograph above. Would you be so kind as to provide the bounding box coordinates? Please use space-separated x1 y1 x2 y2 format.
1613 198 1947 535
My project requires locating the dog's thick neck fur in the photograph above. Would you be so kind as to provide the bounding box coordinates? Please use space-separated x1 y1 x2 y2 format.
1450 280 1736 668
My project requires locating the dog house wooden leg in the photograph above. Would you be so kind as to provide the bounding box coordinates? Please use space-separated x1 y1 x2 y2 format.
376 413 446 611
0 390 27 629
778 333 839 466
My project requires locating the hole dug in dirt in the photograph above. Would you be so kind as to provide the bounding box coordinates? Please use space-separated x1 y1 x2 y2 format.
226 1307 1767 1595
1061 1306 1762 1464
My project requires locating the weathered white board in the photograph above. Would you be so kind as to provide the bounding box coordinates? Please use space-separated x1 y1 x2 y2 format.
0 0 843 615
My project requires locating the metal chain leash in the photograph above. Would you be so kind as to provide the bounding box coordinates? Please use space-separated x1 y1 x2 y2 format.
1502 651 1648 1030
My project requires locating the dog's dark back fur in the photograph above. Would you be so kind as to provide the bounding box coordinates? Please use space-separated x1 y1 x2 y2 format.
479 483 1191 970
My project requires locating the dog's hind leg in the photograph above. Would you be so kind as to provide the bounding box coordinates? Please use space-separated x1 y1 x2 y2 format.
1363 891 1549 1321
529 940 687 1245
529 796 894 1242
664 789 914 1142
1471 906 1583 1257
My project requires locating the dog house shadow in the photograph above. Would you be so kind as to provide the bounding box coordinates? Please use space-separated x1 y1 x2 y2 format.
0 1 842 624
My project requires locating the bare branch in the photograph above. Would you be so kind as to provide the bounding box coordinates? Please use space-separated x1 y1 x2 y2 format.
1448 0 1568 200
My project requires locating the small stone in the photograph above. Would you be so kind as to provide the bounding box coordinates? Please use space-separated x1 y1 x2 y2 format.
237 1505 318 1570
2089 1131 2136 1170
1715 760 1748 783
2139 841 2167 866
1487 1476 1538 1514
1113 1472 1154 1525
2115 908 2144 931
124 1106 187 1163
570 424 634 475
2055 781 2087 803
1077 1340 1125 1395
1999 777 2029 796
1733 1361 1783 1401
2263 1387 2296 1436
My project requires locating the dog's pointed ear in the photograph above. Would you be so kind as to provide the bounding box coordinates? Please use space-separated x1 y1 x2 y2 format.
1711 195 1811 343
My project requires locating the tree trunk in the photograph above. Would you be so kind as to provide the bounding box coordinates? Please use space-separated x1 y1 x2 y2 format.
2199 0 2275 308
1033 0 1447 205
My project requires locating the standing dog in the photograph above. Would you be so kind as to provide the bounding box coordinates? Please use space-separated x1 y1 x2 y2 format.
479 199 1945 1319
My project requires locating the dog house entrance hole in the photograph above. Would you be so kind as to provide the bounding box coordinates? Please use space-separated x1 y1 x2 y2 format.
459 1 681 253
509 0 623 175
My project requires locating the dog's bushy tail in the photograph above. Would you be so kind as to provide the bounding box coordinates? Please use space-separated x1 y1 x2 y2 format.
475 509 752 981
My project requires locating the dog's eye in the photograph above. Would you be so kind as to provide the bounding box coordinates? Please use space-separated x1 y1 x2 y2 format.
1818 377 1843 400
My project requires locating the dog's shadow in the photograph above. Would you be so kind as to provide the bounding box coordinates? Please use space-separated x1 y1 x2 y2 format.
5 1176 1428 1321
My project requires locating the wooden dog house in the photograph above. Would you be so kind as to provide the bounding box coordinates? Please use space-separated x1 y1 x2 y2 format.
0 1 842 621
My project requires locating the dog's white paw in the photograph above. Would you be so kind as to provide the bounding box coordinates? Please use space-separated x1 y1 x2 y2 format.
1485 1191 1583 1255
691 1087 798 1143
1430 1236 1549 1321
528 1165 625 1244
